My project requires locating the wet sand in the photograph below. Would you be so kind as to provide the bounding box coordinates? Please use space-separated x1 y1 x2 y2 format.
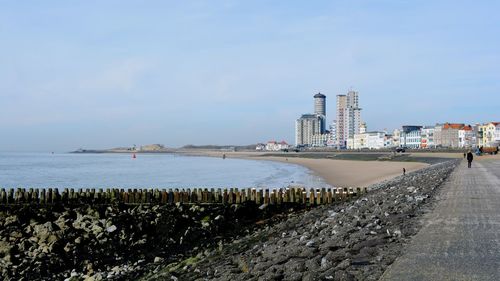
178 150 429 187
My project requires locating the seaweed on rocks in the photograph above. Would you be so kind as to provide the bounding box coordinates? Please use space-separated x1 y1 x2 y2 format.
143 160 460 281
0 199 307 280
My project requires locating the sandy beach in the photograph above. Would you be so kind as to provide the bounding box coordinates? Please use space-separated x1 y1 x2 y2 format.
251 156 428 187
178 150 430 187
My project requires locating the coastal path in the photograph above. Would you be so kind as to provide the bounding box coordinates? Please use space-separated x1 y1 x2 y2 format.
380 158 500 280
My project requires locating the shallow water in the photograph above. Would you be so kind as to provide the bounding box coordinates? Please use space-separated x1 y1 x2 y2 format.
0 152 330 189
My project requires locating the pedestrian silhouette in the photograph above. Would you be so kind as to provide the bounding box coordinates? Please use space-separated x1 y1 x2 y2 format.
466 150 473 168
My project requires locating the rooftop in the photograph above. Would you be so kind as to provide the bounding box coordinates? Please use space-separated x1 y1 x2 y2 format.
443 123 465 130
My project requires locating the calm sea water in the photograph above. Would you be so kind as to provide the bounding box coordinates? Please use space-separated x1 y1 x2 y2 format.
0 152 329 190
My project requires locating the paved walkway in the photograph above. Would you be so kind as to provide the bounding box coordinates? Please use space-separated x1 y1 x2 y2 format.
380 159 500 281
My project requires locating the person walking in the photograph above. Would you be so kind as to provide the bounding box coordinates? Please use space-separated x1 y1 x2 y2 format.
466 150 474 168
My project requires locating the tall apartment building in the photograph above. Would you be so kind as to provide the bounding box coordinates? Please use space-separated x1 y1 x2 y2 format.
314 93 327 133
295 114 323 146
295 93 328 146
327 120 338 147
336 90 362 148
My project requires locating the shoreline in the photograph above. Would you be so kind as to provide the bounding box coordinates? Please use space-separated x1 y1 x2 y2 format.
176 150 430 187
248 156 428 187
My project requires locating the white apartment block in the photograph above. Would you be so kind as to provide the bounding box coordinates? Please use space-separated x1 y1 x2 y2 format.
392 129 401 148
366 132 386 149
295 114 323 146
458 126 475 148
328 120 338 147
400 126 422 149
311 134 329 147
421 126 435 148
353 131 386 149
336 90 362 148
353 133 367 149
266 141 290 151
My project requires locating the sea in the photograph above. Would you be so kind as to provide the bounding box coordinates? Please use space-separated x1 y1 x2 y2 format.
0 152 330 190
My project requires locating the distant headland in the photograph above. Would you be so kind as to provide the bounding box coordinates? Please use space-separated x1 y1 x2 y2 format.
71 144 258 153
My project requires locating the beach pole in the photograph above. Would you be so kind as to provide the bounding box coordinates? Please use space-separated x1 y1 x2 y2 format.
222 189 228 204
33 188 39 204
0 188 5 204
235 189 241 204
39 189 46 204
309 188 315 206
228 188 234 204
209 188 215 203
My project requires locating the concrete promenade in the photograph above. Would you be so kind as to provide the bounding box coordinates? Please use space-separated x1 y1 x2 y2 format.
381 159 500 280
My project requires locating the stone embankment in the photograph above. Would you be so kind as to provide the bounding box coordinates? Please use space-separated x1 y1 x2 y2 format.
0 201 308 280
144 160 459 281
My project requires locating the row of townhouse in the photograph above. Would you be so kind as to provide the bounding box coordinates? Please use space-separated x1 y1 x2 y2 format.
344 121 499 150
477 122 500 147
346 123 397 149
399 122 499 149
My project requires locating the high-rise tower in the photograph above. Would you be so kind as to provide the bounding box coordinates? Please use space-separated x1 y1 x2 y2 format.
295 93 327 146
314 92 326 116
336 90 362 148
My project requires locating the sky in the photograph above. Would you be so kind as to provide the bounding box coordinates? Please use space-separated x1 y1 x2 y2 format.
1 0 499 151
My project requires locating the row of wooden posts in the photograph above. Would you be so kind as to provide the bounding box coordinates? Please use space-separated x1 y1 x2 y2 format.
0 187 368 206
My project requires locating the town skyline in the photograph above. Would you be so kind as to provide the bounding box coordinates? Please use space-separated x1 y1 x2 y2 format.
289 92 498 150
1 1 499 151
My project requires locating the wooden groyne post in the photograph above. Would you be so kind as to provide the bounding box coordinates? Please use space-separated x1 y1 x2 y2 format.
0 186 368 206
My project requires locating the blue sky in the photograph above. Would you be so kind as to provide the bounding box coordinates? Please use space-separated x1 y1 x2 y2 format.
1 0 499 151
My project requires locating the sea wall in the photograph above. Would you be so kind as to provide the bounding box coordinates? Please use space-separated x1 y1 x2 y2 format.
144 160 460 281
0 186 367 280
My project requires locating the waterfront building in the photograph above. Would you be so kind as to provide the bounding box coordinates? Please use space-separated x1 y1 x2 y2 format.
433 124 443 147
336 90 362 148
314 93 326 116
311 133 329 147
480 122 500 147
295 93 328 146
384 134 395 148
327 120 338 147
392 129 401 148
255 143 266 151
400 126 423 149
474 124 483 147
265 140 290 151
346 137 354 149
295 114 323 146
420 126 435 149
353 133 367 149
314 92 327 134
458 125 475 148
441 123 465 148
366 132 386 149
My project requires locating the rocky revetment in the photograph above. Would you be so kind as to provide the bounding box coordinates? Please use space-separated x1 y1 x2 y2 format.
0 160 459 281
